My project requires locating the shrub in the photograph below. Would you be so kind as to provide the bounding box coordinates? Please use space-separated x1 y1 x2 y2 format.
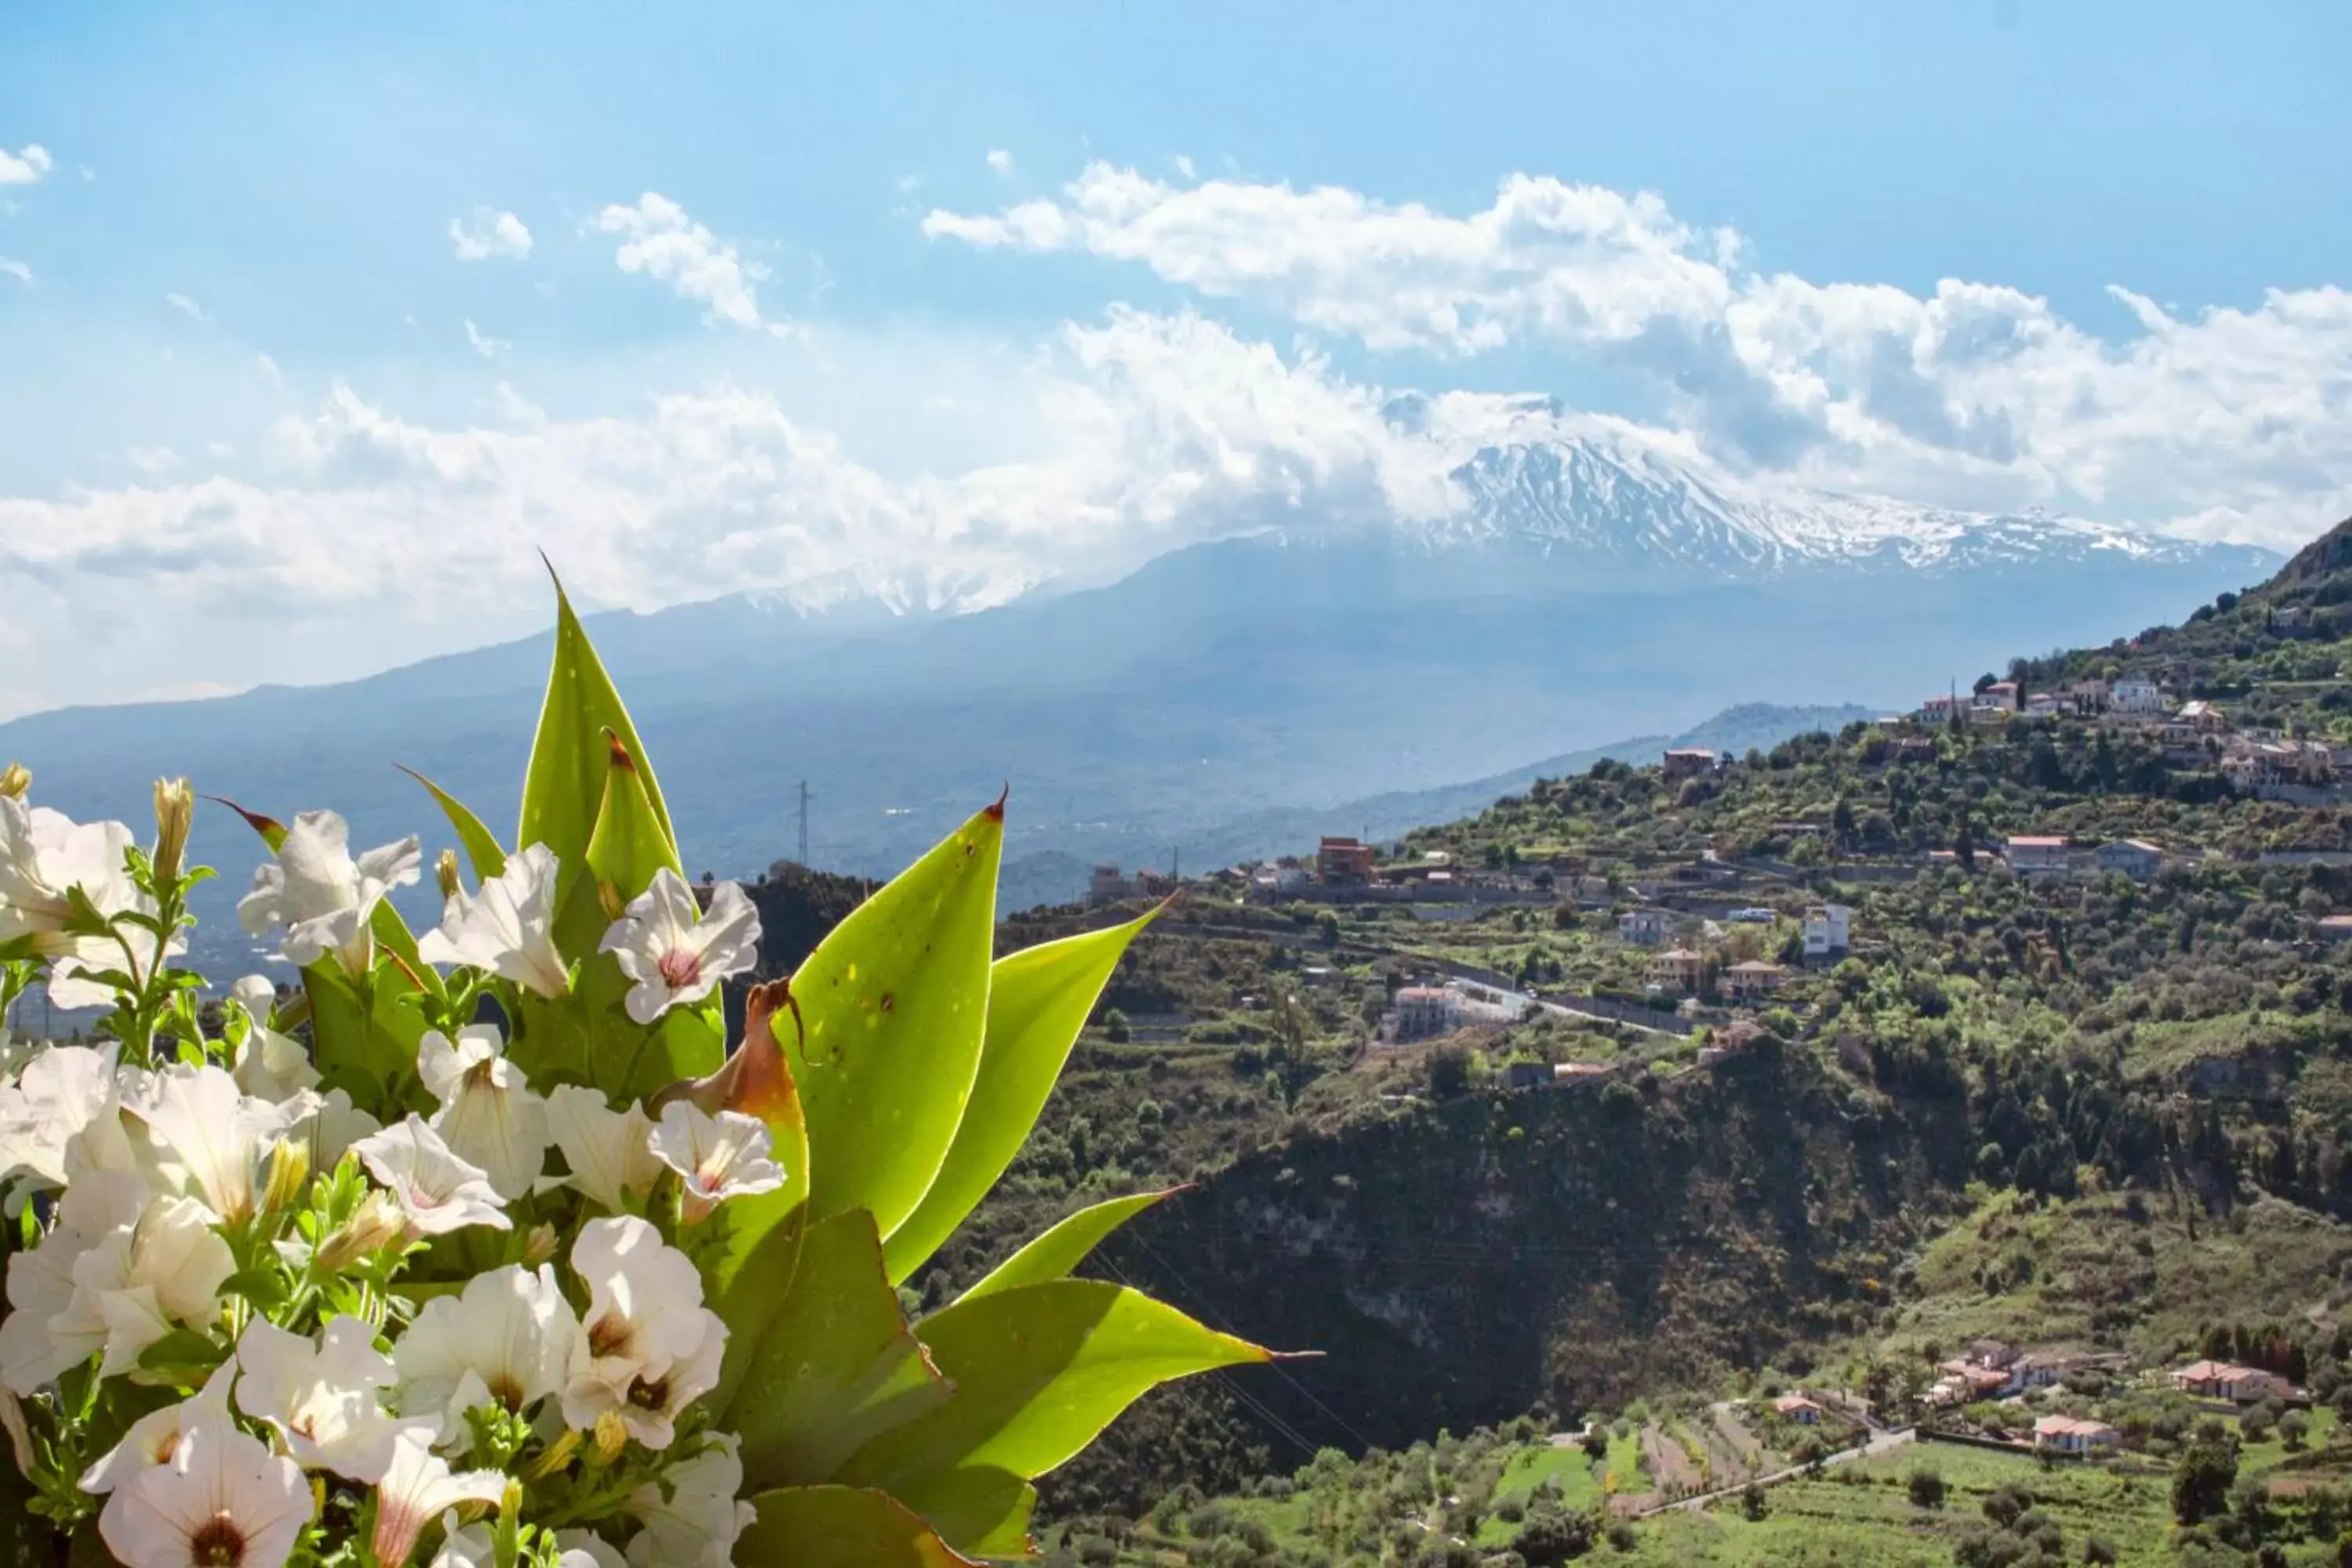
1907 1466 1947 1509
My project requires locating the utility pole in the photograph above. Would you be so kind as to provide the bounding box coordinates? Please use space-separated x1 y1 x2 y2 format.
796 781 811 868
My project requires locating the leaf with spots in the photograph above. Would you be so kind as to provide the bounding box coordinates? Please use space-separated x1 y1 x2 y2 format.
788 800 1002 1240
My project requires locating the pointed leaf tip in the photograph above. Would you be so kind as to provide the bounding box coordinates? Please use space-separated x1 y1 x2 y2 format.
208 795 286 849
985 783 1009 822
604 728 637 772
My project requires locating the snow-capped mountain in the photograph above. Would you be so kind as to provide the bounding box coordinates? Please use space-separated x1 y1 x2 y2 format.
1428 434 2248 578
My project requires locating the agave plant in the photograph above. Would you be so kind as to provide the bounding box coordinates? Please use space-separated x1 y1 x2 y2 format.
0 578 1271 1566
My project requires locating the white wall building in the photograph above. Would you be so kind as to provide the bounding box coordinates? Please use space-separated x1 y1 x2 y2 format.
1802 904 1853 960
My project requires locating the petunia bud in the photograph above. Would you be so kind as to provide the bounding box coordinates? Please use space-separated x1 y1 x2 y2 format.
260 1139 311 1217
525 1428 581 1480
592 1410 628 1465
317 1190 406 1271
434 848 463 902
0 762 27 800
151 777 194 884
521 1222 558 1267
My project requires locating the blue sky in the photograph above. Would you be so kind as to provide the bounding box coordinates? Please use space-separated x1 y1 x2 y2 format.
2 1 2349 717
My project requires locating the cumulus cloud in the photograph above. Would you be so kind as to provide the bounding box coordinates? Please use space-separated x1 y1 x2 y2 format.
0 143 51 185
449 206 534 261
165 292 208 323
0 259 29 286
986 149 1014 176
927 164 2352 545
593 193 773 332
0 312 1452 639
464 319 510 359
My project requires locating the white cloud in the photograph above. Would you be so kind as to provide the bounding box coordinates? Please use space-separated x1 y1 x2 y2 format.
0 143 51 186
926 163 2352 548
593 193 773 332
126 446 181 476
165 292 208 323
464 319 510 359
449 206 534 262
1173 154 1196 180
0 259 29 287
986 149 1014 176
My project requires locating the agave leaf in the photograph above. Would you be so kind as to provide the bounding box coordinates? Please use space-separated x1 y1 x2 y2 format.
397 766 507 881
715 1207 950 1493
951 1188 1180 1307
883 1466 1036 1558
517 568 675 890
884 906 1159 1283
735 1486 977 1568
839 1280 1269 1491
790 802 1002 1241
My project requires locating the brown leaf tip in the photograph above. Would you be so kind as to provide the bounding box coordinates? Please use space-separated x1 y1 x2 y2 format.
985 782 1010 822
602 728 636 772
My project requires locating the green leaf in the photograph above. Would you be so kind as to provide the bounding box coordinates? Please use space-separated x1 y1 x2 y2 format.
953 1188 1180 1307
735 1486 977 1568
883 1465 1036 1558
517 568 675 876
714 1208 950 1494
790 802 1003 1242
884 906 1158 1282
398 766 507 881
210 796 288 851
303 960 430 1111
840 1281 1269 1490
136 1329 221 1372
581 732 682 931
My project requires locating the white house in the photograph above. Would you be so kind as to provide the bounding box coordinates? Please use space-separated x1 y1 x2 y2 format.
2005 837 2072 877
1618 909 1671 947
2033 1416 2119 1455
1391 987 1460 1043
2112 677 2165 714
2092 840 2164 881
1802 904 1853 960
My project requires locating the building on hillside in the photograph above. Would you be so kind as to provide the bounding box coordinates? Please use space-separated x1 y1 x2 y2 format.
2169 1361 2293 1402
2112 676 2166 714
1722 960 1788 1004
1647 947 1705 995
2177 699 2228 731
2092 840 2165 881
2318 915 2352 942
2005 837 2072 877
1919 693 1969 724
1802 903 1853 960
1893 735 1940 763
1661 748 1719 782
1317 837 1376 886
1391 986 1460 1043
2056 678 2110 713
1978 681 2021 712
1087 864 1131 904
1618 909 1671 947
2033 1416 2120 1455
1773 1395 1823 1425
1503 1061 1551 1091
1250 862 1309 899
2010 1350 2094 1391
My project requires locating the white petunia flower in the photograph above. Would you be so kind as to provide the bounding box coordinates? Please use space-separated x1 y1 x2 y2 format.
648 1102 785 1222
543 1087 663 1213
561 1217 727 1450
354 1116 510 1236
626 1431 756 1566
370 1430 506 1568
418 843 570 999
418 1025 550 1203
98 1421 312 1568
597 869 760 1025
49 1190 238 1377
390 1264 578 1443
301 1086 382 1173
79 1356 237 1494
236 809 420 974
0 796 182 1011
557 1533 630 1568
236 1316 435 1483
0 1170 147 1392
0 1044 118 1193
126 1064 313 1225
224 978 318 1102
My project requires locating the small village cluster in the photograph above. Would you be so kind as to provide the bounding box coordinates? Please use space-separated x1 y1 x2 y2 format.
1918 672 2352 799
